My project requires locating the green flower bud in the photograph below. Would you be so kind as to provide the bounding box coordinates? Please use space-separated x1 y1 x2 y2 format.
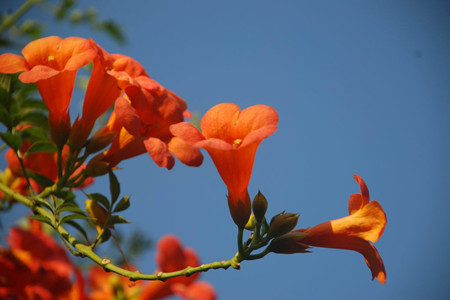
268 231 310 254
252 190 268 223
267 212 299 238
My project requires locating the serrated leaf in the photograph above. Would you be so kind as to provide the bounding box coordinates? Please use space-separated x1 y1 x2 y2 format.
108 170 120 205
113 196 130 213
65 220 89 241
28 171 54 187
0 132 22 150
106 215 130 226
25 141 57 156
88 193 110 210
28 215 54 227
59 214 89 225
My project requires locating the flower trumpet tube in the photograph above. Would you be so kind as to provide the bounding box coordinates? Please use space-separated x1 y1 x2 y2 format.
170 103 279 227
297 174 387 284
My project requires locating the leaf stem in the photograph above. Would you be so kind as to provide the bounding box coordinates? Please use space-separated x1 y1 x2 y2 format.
0 0 41 34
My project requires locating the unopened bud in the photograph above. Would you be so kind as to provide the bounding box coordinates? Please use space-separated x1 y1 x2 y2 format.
85 129 117 154
268 231 309 254
85 155 110 177
252 191 268 223
267 212 299 238
85 199 109 233
245 214 257 231
227 191 251 228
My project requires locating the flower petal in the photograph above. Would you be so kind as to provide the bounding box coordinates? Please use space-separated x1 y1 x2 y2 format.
240 124 278 148
306 200 386 243
172 281 216 300
114 97 142 137
0 53 29 73
354 174 370 203
143 137 175 170
168 137 203 167
200 103 240 142
19 65 60 83
233 104 279 139
301 233 386 284
156 235 187 272
170 122 205 144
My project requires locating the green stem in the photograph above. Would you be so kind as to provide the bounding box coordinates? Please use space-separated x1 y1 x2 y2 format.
57 147 63 179
0 182 243 281
16 150 35 197
0 0 41 34
246 248 270 260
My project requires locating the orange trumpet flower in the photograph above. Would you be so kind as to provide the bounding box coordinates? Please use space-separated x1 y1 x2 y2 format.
0 36 97 146
297 175 387 284
170 103 278 227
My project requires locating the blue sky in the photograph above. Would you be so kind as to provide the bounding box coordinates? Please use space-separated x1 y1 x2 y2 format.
1 1 450 299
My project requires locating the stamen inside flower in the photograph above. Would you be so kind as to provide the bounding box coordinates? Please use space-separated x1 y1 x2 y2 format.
233 139 242 147
48 55 55 61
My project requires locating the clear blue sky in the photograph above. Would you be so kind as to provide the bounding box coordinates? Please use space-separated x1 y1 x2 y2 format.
1 1 449 299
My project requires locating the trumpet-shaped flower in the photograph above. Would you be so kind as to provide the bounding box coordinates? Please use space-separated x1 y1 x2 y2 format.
69 50 149 150
0 36 97 146
170 103 278 227
139 235 216 300
0 36 152 149
297 175 387 284
114 77 203 170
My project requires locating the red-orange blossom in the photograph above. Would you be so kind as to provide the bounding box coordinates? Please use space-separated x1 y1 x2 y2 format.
171 103 278 227
298 175 387 284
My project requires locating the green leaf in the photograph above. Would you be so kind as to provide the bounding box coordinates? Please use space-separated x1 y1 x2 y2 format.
0 105 13 128
59 214 89 225
108 170 120 205
19 112 49 130
0 132 22 151
28 171 54 187
88 193 110 210
0 74 12 107
20 127 48 142
20 99 48 111
113 196 130 213
25 141 57 156
106 215 130 226
65 220 89 241
55 201 85 215
28 215 54 227
33 198 54 211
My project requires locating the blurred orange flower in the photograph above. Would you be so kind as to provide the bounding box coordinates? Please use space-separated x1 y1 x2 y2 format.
0 220 86 299
297 175 387 284
4 142 93 193
140 235 216 300
88 265 142 300
170 103 278 227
